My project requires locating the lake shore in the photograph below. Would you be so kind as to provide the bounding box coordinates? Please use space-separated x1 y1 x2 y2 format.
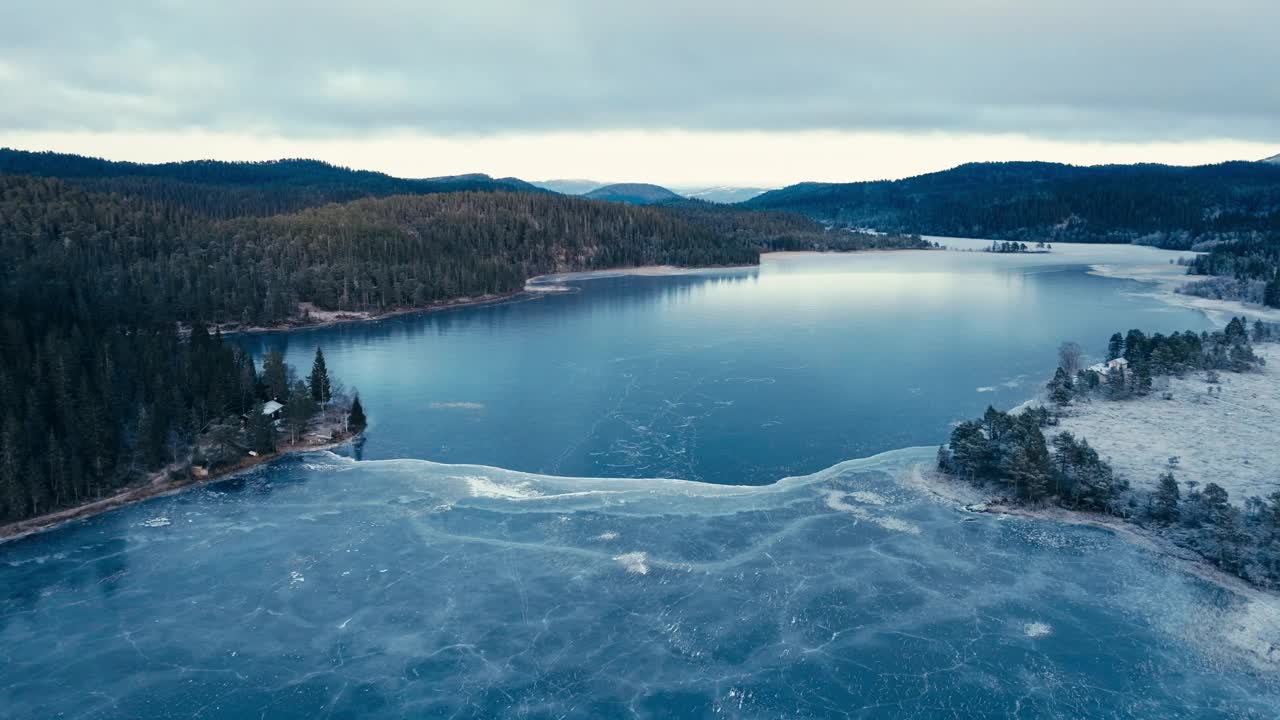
209 262 764 336
207 290 531 336
210 249 948 337
0 426 363 544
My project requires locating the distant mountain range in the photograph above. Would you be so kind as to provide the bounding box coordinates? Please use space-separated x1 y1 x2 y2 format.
532 179 770 204
1263 153 1280 164
747 160 1280 248
676 186 772 204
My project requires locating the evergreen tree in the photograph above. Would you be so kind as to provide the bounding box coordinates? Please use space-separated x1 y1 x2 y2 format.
248 403 275 454
0 415 24 520
1107 333 1125 362
285 381 317 444
1265 278 1280 309
308 348 332 404
1153 472 1180 523
935 445 953 473
261 350 289 401
1047 367 1074 404
1106 365 1128 399
348 394 367 430
948 421 989 478
1005 419 1053 502
1224 316 1248 345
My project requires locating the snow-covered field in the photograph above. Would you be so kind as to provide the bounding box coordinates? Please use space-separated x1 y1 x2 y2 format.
1055 344 1280 501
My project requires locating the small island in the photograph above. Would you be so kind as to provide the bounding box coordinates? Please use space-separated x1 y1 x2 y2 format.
985 240 1052 253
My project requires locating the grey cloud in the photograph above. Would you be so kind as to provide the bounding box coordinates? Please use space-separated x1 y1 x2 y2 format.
1 0 1277 142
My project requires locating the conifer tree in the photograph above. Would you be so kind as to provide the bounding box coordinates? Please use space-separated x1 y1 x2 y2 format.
262 350 289 401
309 348 332 404
1153 472 1180 523
248 402 275 454
1107 333 1125 362
285 381 317 444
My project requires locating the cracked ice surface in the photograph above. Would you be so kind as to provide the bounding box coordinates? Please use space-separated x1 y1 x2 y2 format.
2 449 1278 718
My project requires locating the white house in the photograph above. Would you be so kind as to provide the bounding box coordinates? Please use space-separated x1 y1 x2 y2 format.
243 400 286 425
1088 358 1129 376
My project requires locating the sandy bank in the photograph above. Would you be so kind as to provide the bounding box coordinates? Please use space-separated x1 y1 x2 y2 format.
208 291 529 337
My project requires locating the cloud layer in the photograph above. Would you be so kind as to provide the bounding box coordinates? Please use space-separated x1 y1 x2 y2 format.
3 1 1277 143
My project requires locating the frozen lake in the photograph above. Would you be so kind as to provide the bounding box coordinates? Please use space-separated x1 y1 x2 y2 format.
4 244 1277 718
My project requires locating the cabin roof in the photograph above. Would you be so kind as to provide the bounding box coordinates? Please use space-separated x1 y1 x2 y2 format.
262 400 285 415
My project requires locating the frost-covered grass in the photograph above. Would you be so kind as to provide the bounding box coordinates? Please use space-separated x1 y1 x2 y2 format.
1055 344 1280 500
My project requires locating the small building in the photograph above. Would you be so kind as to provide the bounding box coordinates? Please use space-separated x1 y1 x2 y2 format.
241 400 286 427
1088 358 1129 376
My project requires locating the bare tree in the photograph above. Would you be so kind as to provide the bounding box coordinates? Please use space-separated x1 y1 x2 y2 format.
1058 341 1082 376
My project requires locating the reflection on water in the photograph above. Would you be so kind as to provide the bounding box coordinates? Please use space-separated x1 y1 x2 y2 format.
241 249 1211 485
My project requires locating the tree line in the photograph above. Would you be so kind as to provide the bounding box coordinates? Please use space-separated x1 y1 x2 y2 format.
747 160 1280 249
0 175 761 329
0 148 544 219
1182 235 1280 309
1046 317 1267 403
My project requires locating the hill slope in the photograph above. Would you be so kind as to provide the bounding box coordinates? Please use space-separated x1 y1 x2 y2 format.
0 148 547 218
0 175 756 328
746 161 1280 248
584 182 683 205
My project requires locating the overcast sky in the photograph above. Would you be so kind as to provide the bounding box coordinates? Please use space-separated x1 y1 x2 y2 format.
2 1 1277 185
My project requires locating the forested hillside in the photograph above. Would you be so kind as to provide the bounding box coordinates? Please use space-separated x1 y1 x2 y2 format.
0 148 546 218
1182 236 1280 307
656 198 932 252
747 161 1280 249
0 169 762 526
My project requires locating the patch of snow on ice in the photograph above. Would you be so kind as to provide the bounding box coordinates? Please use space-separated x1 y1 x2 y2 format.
614 551 650 574
139 517 171 528
1024 622 1053 638
595 531 620 541
289 571 305 588
430 401 485 410
823 491 920 535
850 491 890 506
463 475 543 500
976 386 997 393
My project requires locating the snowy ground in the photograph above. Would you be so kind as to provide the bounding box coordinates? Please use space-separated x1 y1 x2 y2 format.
1054 344 1280 501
